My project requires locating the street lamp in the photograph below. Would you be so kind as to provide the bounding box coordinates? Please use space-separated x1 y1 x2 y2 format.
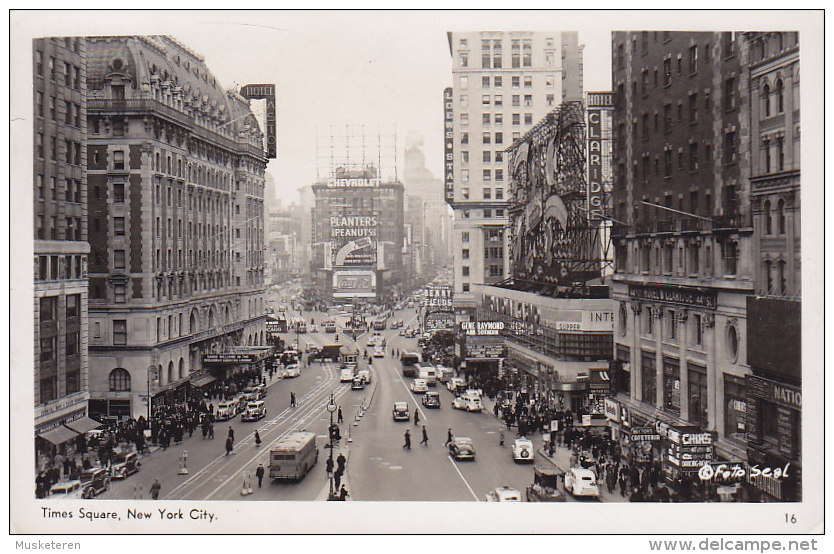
146 364 158 421
326 393 338 500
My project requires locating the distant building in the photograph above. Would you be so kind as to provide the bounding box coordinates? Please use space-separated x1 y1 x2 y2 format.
84 35 268 419
33 37 92 452
446 31 584 311
310 166 404 303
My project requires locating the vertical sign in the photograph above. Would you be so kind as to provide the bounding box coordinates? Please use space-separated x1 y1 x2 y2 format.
586 92 613 221
239 84 277 159
444 87 454 204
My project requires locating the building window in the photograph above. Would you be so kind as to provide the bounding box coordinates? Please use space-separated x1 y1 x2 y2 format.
113 150 125 170
114 284 126 304
113 319 127 345
724 131 737 163
494 76 502 87
461 187 469 199
663 58 671 86
462 266 469 277
66 331 80 356
764 200 772 234
524 113 532 125
762 83 771 117
512 113 520 125
777 199 785 234
66 294 80 319
114 250 126 270
482 113 490 125
40 376 57 403
726 323 739 362
643 309 653 336
462 249 469 260
482 76 490 89
461 231 469 243
724 374 747 441
109 368 131 392
724 77 736 111
482 188 491 199
482 132 491 144
495 132 503 144
688 363 708 426
489 264 502 277
114 217 125 236
777 137 785 171
40 296 57 322
763 139 771 173
688 45 698 73
692 314 703 346
462 283 470 293
460 132 468 145
494 112 503 125
722 240 738 275
776 79 784 113
459 95 468 108
641 351 656 405
663 357 681 416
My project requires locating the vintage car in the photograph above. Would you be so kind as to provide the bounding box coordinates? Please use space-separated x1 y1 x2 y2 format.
373 346 385 358
283 364 301 378
351 377 365 390
525 466 566 502
392 402 410 421
410 378 428 394
452 393 482 412
564 467 600 498
448 437 476 460
50 479 83 498
241 400 267 422
356 368 371 384
80 467 110 498
243 384 267 401
215 401 237 421
446 377 466 394
110 451 141 479
422 391 441 408
511 438 535 463
340 368 356 383
485 486 522 502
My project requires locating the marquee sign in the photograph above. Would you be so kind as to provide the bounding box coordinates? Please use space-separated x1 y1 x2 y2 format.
203 354 256 364
586 91 613 222
239 84 276 159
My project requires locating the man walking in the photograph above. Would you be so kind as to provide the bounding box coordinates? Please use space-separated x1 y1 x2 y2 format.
419 425 429 446
336 453 347 474
150 478 161 500
337 406 343 424
334 467 343 490
445 428 453 447
413 409 420 425
290 392 296 408
338 485 349 501
255 464 265 488
403 429 411 449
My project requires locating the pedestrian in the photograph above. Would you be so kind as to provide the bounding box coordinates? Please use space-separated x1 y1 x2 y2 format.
339 485 349 501
290 392 296 408
445 428 453 446
255 464 265 488
228 427 235 443
337 407 343 424
413 409 420 425
499 428 505 446
334 467 343 490
336 453 346 473
225 436 234 455
254 430 262 447
150 478 161 500
403 429 411 449
208 422 214 439
326 456 334 475
419 425 429 446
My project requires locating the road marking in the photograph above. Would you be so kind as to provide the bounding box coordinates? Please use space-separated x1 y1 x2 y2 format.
389 466 403 471
446 456 480 501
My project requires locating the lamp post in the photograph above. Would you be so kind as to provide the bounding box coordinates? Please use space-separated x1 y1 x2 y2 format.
147 364 158 421
326 393 337 500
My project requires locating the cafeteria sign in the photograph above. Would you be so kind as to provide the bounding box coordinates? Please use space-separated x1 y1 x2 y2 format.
631 426 661 442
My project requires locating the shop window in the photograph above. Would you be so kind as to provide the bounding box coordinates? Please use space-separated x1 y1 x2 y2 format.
663 357 681 416
724 374 747 441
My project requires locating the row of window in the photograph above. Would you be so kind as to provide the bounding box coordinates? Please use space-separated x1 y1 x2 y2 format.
461 73 561 91
459 131 518 146
38 294 81 322
459 208 506 219
617 238 740 277
35 93 83 127
35 174 82 204
38 370 81 404
35 215 82 241
460 111 543 127
39 331 81 362
34 49 82 90
35 133 82 165
459 187 504 200
459 170 505 185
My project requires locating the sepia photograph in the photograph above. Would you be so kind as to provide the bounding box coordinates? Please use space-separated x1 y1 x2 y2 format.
8 8 825 539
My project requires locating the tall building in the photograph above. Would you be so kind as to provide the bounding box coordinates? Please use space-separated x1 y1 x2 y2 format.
84 36 268 419
33 37 92 452
446 31 584 312
609 32 754 471
743 32 801 501
310 166 404 303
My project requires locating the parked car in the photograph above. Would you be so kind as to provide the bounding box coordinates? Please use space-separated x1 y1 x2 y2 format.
80 467 110 498
525 466 566 502
564 467 600 498
422 391 441 408
392 402 410 421
241 400 267 422
110 451 141 479
215 401 236 421
511 438 535 463
410 378 428 394
340 368 356 383
485 486 522 502
448 437 476 460
243 384 267 401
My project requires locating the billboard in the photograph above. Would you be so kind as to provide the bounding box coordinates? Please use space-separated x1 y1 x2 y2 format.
239 84 276 159
586 92 613 222
424 285 453 309
425 312 455 331
444 87 454 203
746 297 801 380
330 214 378 268
333 270 376 298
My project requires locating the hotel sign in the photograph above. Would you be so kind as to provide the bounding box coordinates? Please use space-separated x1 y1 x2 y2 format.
239 84 276 159
629 284 717 309
444 87 454 204
586 91 613 222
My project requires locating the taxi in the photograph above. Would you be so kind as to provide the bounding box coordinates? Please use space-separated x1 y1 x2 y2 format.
215 401 237 421
485 486 522 502
241 400 267 422
511 437 535 463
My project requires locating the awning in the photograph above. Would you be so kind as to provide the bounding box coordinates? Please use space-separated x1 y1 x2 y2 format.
65 417 102 435
37 426 79 446
551 381 588 392
191 375 217 388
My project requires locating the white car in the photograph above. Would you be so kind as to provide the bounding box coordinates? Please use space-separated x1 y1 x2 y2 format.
215 401 236 421
373 346 385 358
410 378 428 393
485 486 522 502
512 438 535 463
447 377 466 393
283 364 301 378
309 324 318 333
340 368 356 383
564 467 600 498
453 394 482 412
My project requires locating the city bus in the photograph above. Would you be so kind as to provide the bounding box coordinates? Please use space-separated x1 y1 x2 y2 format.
400 351 422 378
268 431 318 480
293 318 307 333
373 317 387 331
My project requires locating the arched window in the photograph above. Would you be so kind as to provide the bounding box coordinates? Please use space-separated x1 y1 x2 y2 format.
167 361 174 384
764 260 773 293
109 368 131 392
764 200 772 234
178 358 185 379
189 310 198 334
208 308 215 329
776 79 784 113
762 83 770 117
778 260 786 295
777 199 786 234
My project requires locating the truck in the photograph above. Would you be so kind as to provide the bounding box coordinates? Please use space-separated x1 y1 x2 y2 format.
314 344 342 362
415 361 437 386
400 351 421 378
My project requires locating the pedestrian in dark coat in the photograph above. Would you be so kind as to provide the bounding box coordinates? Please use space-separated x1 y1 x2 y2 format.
445 428 453 446
254 430 262 447
150 478 161 499
255 464 265 488
420 425 429 446
337 407 343 424
339 485 349 500
225 437 234 455
336 453 346 472
326 457 334 475
334 467 343 490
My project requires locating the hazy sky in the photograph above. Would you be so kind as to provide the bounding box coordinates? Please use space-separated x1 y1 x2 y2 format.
19 10 815 206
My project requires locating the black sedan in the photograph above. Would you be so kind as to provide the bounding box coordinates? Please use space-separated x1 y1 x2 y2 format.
448 437 476 460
